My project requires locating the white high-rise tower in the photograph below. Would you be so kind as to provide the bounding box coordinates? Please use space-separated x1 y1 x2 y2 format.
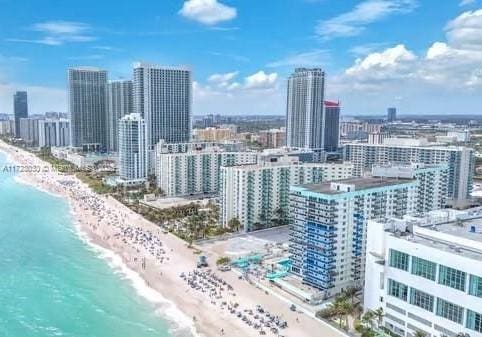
286 68 325 149
118 113 146 185
107 80 133 152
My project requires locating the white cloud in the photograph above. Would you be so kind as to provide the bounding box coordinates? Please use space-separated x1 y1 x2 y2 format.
459 0 476 6
208 71 238 83
345 44 416 81
179 0 237 25
267 50 329 68
316 0 417 39
7 21 95 46
445 9 482 50
244 71 278 90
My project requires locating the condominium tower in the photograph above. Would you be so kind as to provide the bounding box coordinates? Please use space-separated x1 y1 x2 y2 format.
286 68 325 149
68 67 108 151
118 113 147 185
133 62 191 150
155 147 258 197
364 208 482 337
289 177 418 297
107 80 133 152
343 140 475 203
221 157 354 232
323 101 340 152
13 91 28 137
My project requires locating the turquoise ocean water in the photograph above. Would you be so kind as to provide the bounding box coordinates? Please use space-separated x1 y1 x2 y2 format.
0 152 190 337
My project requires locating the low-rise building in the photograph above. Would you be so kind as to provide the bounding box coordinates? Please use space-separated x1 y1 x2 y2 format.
364 208 482 337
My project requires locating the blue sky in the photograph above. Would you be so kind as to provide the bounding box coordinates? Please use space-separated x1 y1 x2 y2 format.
0 0 481 115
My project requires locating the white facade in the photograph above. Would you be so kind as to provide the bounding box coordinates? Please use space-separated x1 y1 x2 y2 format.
289 177 418 297
38 119 70 148
19 117 40 146
133 63 191 149
343 141 475 202
107 80 133 152
286 68 325 149
118 113 146 184
156 148 258 197
364 209 482 337
372 163 449 215
221 158 353 232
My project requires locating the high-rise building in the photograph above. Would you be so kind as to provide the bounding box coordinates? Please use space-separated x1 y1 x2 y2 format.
38 119 70 148
221 158 353 232
13 91 28 137
118 113 147 185
323 101 340 152
19 117 40 146
343 141 475 203
133 62 191 150
364 208 482 337
107 80 133 152
289 177 419 296
371 163 449 215
68 67 108 151
388 107 397 122
286 68 325 149
155 147 258 197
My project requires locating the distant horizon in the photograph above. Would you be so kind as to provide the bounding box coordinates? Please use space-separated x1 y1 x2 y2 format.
1 1 482 115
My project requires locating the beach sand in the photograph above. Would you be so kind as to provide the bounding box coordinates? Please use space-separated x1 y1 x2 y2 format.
0 141 346 337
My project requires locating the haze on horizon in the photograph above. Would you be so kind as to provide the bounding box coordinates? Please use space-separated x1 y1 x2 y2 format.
0 0 482 116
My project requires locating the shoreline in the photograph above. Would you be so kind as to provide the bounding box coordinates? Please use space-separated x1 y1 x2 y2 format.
0 141 345 337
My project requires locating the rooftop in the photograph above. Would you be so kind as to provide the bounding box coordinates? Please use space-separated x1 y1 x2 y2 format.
298 176 415 195
385 207 482 260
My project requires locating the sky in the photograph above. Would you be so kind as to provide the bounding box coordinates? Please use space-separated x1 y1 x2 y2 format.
0 0 481 116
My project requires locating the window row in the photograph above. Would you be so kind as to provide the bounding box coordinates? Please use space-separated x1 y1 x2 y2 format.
387 278 482 333
388 249 481 295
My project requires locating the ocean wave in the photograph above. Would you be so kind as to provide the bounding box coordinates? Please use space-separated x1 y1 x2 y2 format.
73 220 200 337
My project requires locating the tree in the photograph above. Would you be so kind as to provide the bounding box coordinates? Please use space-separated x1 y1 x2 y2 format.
413 330 427 337
216 257 231 265
373 307 384 328
343 286 358 306
227 217 241 232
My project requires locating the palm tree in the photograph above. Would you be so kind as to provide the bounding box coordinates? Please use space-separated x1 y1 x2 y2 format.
373 307 384 328
413 330 427 337
343 286 358 306
455 333 470 337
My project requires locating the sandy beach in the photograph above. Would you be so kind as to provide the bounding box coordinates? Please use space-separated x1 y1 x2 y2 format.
0 140 346 337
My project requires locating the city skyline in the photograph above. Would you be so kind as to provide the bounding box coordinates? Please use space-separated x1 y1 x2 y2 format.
0 1 481 115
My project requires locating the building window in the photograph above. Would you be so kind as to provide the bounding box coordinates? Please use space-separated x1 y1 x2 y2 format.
388 279 408 301
466 310 482 333
411 256 436 281
469 275 482 298
389 249 409 271
436 298 464 324
409 288 434 312
438 265 466 292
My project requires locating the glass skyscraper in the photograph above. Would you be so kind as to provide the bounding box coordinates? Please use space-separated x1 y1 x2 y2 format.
13 91 28 138
68 67 108 151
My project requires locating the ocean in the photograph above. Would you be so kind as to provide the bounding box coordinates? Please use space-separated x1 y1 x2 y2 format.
0 152 192 337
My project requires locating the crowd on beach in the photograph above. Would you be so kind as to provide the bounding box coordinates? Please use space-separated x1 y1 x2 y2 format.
180 269 289 336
